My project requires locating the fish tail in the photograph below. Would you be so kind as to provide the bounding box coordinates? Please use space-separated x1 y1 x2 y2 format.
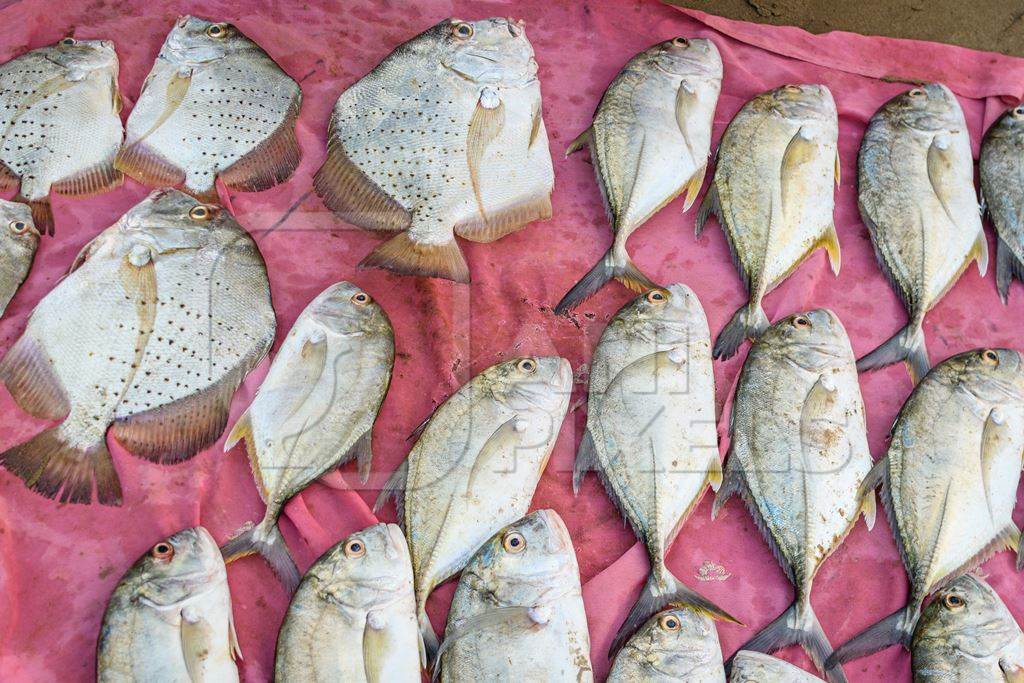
855 323 929 383
221 516 300 593
826 604 918 670
0 425 121 505
553 248 657 315
14 194 53 236
358 232 470 283
713 303 769 359
608 567 739 658
725 599 848 683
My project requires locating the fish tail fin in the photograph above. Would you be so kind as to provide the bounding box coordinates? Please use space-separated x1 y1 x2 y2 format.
417 602 440 668
0 425 121 505
14 194 53 236
726 599 848 683
553 248 657 315
713 303 769 360
609 567 739 658
856 323 929 384
220 517 300 593
359 232 470 283
826 605 917 670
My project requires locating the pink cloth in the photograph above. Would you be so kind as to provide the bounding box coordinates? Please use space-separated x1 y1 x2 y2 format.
0 1 1022 681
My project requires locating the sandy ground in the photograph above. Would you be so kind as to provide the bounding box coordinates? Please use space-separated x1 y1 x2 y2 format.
666 0 1024 56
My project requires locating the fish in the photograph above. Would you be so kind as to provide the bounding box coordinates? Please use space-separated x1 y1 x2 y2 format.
607 607 726 682
713 309 875 683
572 283 735 654
828 348 1024 668
0 200 39 317
695 84 841 359
0 37 123 234
856 83 987 382
314 17 553 283
730 651 824 682
0 188 276 505
221 281 393 591
435 509 592 682
274 523 422 682
554 37 722 313
980 103 1024 304
96 526 241 682
117 16 301 203
374 355 571 660
912 574 1024 682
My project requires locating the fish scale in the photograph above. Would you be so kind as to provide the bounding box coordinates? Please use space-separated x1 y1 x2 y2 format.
980 104 1024 303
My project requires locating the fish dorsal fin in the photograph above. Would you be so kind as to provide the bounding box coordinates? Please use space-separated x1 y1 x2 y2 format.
432 607 539 681
467 90 506 222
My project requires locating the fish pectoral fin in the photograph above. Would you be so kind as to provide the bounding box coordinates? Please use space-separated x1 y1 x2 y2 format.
818 223 841 276
465 417 521 495
359 231 470 283
780 126 817 217
128 70 192 148
467 92 506 222
220 96 302 192
682 163 707 213
565 126 592 156
180 609 231 680
432 607 538 679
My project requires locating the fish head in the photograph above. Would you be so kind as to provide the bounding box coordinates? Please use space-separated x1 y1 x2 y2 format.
162 16 248 65
621 284 706 345
125 526 226 608
486 355 572 417
622 607 720 675
0 200 40 252
765 83 835 122
652 37 722 79
104 189 223 257
882 83 961 132
915 575 1022 662
464 510 578 607
995 103 1024 136
310 523 412 610
435 17 538 86
950 348 1024 403
759 309 851 369
307 281 391 337
46 37 119 82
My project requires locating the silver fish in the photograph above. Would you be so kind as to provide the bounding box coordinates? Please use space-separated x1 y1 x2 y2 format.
696 84 840 359
275 523 421 682
118 16 301 203
0 200 38 317
608 607 725 682
314 17 553 283
554 37 722 312
856 83 986 382
0 37 123 234
0 189 275 505
730 651 824 682
97 527 241 682
980 103 1024 303
374 355 572 660
714 310 875 683
222 282 393 591
436 510 592 682
573 284 735 654
830 349 1024 667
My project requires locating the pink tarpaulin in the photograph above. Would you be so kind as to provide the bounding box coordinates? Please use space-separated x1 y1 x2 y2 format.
1 0 1022 681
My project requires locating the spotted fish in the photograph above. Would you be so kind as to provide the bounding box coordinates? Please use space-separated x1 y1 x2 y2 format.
0 37 123 234
0 200 38 317
117 16 301 203
314 17 553 283
0 189 275 505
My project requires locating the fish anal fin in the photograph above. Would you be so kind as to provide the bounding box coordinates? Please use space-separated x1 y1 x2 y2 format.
313 136 412 233
711 452 744 519
694 182 720 237
572 428 599 494
819 223 841 276
682 164 707 213
114 141 186 189
971 227 990 277
467 96 505 222
0 334 70 420
454 192 552 243
0 161 17 190
342 428 373 484
52 159 123 197
358 232 470 283
220 99 302 193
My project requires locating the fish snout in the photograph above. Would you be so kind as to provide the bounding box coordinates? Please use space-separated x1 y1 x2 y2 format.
506 17 526 37
385 523 410 561
552 357 573 391
537 509 572 553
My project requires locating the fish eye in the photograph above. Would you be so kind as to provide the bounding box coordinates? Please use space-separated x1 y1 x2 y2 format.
981 349 999 365
205 23 228 39
344 538 366 558
658 614 682 631
908 88 925 98
150 541 175 562
1014 106 1024 118
188 204 215 221
672 37 689 48
516 358 537 374
646 289 668 304
351 291 371 306
8 220 29 234
784 84 802 94
502 531 526 553
452 22 474 39
59 37 76 47
792 315 811 328
942 593 965 610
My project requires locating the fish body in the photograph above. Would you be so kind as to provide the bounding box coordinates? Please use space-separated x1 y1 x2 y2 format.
0 189 275 505
574 283 733 652
0 200 38 317
730 651 824 682
856 83 986 382
0 38 123 234
829 349 1024 667
374 355 572 659
314 17 553 283
118 16 301 202
912 575 1024 682
713 309 874 683
555 38 722 313
980 104 1024 303
438 510 592 682
97 526 240 682
608 607 725 682
275 523 421 682
696 84 840 359
221 281 393 591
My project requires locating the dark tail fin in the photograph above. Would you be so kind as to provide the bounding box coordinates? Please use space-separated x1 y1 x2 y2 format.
826 605 917 670
713 303 769 359
856 323 929 384
725 600 847 683
553 248 657 315
221 517 300 593
0 425 121 505
608 567 739 658
14 195 53 236
359 232 470 283
418 603 440 667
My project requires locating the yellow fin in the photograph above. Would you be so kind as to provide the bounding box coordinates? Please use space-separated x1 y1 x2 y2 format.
820 223 841 276
707 456 723 492
972 228 990 277
682 163 707 212
467 94 505 222
835 151 841 186
861 489 876 531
